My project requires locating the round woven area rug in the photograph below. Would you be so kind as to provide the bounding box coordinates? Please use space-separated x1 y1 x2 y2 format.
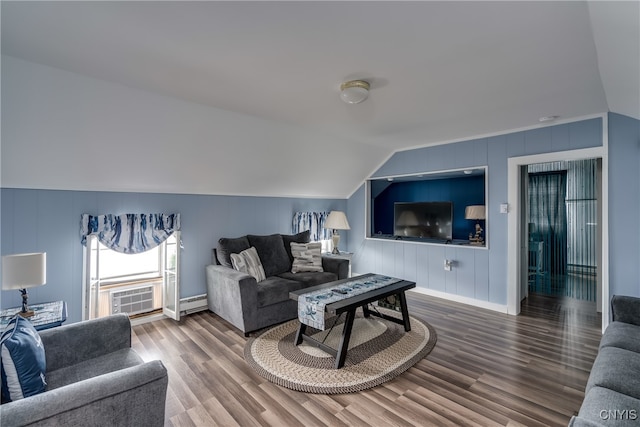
244 307 437 394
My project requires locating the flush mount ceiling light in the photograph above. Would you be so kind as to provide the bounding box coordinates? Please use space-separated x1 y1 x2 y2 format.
340 80 370 104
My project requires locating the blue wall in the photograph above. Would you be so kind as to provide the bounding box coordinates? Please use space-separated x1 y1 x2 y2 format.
348 118 605 308
608 113 640 298
0 189 345 323
373 176 485 239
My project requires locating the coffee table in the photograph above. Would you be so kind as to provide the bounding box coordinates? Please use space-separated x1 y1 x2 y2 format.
289 274 416 369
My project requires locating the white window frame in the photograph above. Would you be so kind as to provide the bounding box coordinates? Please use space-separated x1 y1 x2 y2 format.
82 231 181 321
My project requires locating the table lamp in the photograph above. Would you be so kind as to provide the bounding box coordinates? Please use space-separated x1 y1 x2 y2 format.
2 252 47 317
465 205 486 245
324 211 351 254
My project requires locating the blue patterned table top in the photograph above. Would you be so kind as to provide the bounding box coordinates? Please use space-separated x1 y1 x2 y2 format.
297 274 401 330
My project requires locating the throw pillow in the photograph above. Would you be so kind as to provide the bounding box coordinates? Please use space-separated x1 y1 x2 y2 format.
0 315 47 402
247 234 290 277
291 242 324 273
282 230 311 264
230 247 267 282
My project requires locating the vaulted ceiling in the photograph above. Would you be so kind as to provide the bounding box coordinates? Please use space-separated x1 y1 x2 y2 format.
2 1 638 198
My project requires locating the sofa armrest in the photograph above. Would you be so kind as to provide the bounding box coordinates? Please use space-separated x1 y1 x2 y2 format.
611 295 640 326
322 256 349 280
206 264 258 333
1 360 168 427
40 313 132 372
568 416 605 427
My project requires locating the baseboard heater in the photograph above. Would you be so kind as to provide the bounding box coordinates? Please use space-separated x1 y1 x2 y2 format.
180 294 208 315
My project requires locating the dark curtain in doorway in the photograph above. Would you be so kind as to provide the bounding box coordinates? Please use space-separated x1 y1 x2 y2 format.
528 171 567 275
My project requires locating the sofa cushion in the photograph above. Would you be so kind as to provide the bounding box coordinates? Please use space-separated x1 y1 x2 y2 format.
282 230 311 264
257 276 303 308
574 386 640 426
247 234 290 277
278 271 338 287
45 348 143 390
600 321 640 353
568 416 611 427
1 315 47 402
230 247 267 282
291 242 324 273
585 346 640 400
217 236 250 268
611 295 640 326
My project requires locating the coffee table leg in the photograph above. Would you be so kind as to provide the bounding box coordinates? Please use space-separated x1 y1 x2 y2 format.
399 292 411 332
362 304 371 318
335 309 356 369
295 322 307 345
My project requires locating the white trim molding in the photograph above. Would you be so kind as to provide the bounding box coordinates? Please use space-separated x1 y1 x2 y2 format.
409 287 508 314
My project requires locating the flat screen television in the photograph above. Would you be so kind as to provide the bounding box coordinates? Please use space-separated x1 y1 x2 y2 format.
394 201 453 240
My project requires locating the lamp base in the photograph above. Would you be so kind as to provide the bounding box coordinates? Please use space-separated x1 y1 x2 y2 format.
18 310 35 318
331 232 341 255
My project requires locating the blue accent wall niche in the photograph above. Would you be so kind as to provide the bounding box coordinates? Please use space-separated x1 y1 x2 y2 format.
372 176 485 240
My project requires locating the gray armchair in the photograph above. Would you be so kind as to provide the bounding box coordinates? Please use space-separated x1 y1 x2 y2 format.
0 314 168 427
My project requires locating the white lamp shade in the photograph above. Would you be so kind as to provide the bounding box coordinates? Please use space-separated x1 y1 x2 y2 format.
325 211 351 230
2 252 47 290
465 205 486 220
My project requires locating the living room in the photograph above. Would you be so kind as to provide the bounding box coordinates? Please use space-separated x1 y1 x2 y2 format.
1 2 639 426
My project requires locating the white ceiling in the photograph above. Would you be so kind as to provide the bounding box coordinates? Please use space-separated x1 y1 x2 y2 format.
1 1 638 198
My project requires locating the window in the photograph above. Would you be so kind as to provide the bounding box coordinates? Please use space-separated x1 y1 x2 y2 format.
83 232 180 320
97 243 161 284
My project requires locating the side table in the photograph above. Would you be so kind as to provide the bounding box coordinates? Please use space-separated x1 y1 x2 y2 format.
0 301 67 331
323 251 353 277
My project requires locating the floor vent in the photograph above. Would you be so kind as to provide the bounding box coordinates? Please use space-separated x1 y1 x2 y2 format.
111 285 154 316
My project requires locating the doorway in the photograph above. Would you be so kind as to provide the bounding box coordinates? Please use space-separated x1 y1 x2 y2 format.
526 160 599 303
506 146 608 331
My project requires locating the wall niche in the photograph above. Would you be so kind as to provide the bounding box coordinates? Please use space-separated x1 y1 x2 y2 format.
367 167 487 246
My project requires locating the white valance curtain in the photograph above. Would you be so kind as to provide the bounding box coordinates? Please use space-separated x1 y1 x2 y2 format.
292 212 332 242
80 213 181 254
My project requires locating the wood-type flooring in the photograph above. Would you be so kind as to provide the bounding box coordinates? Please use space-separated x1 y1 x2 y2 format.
131 292 602 427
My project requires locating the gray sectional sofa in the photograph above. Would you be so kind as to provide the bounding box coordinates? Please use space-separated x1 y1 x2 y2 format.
570 295 640 426
206 231 349 335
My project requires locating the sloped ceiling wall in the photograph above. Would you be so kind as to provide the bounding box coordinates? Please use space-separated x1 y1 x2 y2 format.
1 56 389 198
